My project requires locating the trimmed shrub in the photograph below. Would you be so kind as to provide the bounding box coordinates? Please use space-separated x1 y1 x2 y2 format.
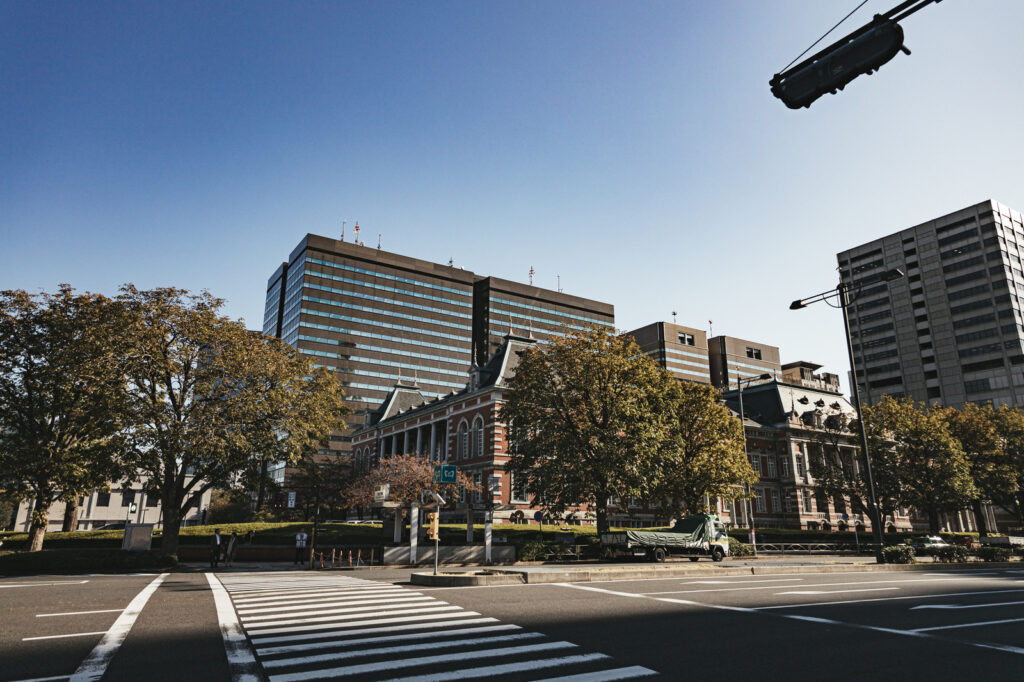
729 537 754 557
0 548 177 574
976 546 1012 563
933 544 970 563
881 545 916 564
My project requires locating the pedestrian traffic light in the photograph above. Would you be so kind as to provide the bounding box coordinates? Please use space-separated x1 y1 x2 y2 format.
426 512 439 541
129 502 137 513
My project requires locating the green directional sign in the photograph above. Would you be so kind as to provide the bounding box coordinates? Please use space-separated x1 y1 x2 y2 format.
433 464 457 484
129 502 137 513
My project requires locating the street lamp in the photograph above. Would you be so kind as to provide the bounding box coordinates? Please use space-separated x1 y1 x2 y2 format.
790 268 904 560
736 372 773 556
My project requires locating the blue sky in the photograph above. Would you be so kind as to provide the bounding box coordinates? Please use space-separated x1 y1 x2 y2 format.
3 1 1023 390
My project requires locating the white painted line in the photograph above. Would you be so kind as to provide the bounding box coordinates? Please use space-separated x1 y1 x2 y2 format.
261 631 545 668
37 609 124 618
911 600 1024 610
233 589 407 605
645 577 982 595
247 610 485 637
535 666 659 681
206 573 261 682
68 573 167 682
756 588 1024 610
675 578 803 585
777 588 900 595
912 617 1024 633
267 641 577 682
238 595 433 616
383 653 612 682
243 604 461 628
23 631 108 642
5 675 73 682
250 616 499 645
0 580 89 589
255 623 520 656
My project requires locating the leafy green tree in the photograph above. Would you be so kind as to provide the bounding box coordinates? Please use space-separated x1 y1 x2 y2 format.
343 454 476 509
944 403 1016 537
0 286 134 551
990 405 1024 528
653 381 756 518
864 397 975 534
502 327 677 534
118 286 348 555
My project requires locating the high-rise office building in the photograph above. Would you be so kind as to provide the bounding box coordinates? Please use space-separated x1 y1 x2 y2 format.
837 199 1024 407
264 234 615 461
624 321 711 384
708 335 782 390
473 277 615 366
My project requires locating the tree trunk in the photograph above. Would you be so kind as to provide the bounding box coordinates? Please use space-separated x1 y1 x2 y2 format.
595 501 609 536
61 497 80 533
971 499 989 538
28 491 51 552
255 457 268 512
928 505 941 535
162 511 183 556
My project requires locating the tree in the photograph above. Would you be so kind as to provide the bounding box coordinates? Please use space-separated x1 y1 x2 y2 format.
653 381 756 518
864 397 975 534
118 286 348 555
990 405 1024 528
502 327 677 535
944 403 1016 537
343 454 477 510
0 286 134 551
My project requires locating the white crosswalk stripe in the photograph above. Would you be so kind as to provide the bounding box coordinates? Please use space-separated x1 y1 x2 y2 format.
216 572 659 680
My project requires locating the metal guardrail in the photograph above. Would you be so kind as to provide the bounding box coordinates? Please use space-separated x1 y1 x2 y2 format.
754 542 877 555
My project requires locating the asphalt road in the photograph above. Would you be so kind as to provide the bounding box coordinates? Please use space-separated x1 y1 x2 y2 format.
4 564 1024 681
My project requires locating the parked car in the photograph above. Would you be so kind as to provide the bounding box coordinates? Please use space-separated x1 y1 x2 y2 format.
910 535 949 551
94 522 127 530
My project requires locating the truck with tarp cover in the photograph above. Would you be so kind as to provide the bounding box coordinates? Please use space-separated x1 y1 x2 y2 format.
600 514 729 562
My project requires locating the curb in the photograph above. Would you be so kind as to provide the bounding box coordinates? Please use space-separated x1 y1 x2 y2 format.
411 571 527 587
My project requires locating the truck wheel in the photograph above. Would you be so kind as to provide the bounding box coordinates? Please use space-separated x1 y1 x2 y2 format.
689 556 700 562
712 547 725 562
652 548 666 563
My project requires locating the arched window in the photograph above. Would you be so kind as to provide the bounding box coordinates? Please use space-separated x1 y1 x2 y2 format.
457 421 469 460
472 416 485 458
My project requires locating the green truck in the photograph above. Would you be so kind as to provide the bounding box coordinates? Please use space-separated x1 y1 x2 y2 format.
600 514 730 562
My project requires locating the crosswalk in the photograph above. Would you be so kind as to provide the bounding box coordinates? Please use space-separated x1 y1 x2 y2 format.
215 572 658 681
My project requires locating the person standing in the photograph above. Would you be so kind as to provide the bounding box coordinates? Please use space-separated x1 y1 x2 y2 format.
225 532 239 567
294 528 308 565
210 529 222 568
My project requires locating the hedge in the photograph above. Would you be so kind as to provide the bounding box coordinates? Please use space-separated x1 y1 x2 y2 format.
880 545 916 564
0 548 178 575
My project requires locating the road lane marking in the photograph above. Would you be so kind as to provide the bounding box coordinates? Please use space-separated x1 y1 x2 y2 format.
676 578 803 585
251 617 502 646
237 595 434 616
756 588 1024 610
383 654 614 682
911 600 1024 610
643 577 992 595
912 617 1024 633
261 631 546 668
255 623 520 656
233 589 406 605
207 573 261 682
0 580 89 589
68 573 167 682
243 604 463 629
535 666 659 681
23 631 108 641
37 609 124 618
6 675 74 681
247 610 486 637
777 588 900 595
267 641 578 682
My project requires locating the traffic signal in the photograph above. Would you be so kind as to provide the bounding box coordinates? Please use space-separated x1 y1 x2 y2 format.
770 18 907 109
129 502 137 513
426 512 439 541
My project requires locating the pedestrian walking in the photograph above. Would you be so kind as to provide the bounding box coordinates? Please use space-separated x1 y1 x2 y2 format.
225 532 239 567
210 529 223 568
294 528 309 565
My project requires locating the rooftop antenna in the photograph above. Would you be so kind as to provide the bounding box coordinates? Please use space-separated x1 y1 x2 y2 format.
557 275 562 293
353 221 361 246
448 257 454 267
377 233 382 250
341 220 346 242
529 266 535 286
709 319 713 337
672 310 677 324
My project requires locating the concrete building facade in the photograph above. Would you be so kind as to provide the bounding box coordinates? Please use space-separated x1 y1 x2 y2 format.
708 335 783 390
624 321 712 384
838 199 1024 407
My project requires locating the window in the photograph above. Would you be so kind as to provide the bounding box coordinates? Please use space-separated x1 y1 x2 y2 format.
750 455 761 474
755 488 766 514
771 489 780 513
802 489 813 513
146 493 159 507
511 473 529 503
472 416 485 458
796 454 806 479
678 333 695 346
766 457 777 478
746 347 762 360
121 489 135 507
96 492 110 507
780 457 790 477
473 473 483 503
457 421 469 460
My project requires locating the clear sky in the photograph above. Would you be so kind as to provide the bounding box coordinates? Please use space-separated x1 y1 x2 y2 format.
4 1 1023 391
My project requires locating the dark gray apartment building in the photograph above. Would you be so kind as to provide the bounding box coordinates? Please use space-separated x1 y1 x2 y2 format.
708 335 782 390
264 235 615 462
837 199 1024 407
624 321 712 384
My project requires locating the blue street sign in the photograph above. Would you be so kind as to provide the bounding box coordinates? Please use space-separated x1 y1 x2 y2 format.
534 511 544 522
433 465 457 484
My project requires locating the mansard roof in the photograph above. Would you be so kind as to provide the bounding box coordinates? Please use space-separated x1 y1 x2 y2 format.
721 379 855 430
